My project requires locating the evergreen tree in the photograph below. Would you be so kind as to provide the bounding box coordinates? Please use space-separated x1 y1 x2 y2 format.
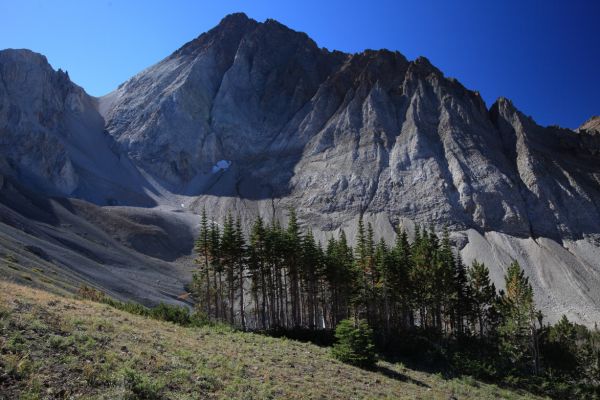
331 319 377 368
468 260 498 339
209 222 223 321
220 213 237 324
452 252 471 336
235 216 247 330
325 231 355 327
249 216 267 329
544 315 578 375
391 227 412 328
437 227 456 333
193 208 212 317
499 261 541 375
374 238 391 333
285 208 302 327
301 229 320 329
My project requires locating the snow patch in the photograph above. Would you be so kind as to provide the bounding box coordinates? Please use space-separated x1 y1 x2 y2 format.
212 160 231 173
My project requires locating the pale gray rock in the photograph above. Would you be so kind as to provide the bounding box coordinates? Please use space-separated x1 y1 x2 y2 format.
578 115 600 135
1 13 599 324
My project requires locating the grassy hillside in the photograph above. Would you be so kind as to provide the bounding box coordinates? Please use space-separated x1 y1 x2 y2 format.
0 280 545 399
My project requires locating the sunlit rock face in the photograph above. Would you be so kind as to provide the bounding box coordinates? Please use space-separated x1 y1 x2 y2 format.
2 13 600 324
100 13 600 242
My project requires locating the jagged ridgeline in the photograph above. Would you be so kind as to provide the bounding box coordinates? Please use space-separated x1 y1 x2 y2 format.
1 13 600 326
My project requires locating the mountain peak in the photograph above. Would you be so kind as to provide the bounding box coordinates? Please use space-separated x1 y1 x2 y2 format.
217 12 254 27
578 115 600 134
0 48 50 67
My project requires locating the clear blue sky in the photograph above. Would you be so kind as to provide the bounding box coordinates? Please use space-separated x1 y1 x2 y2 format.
1 0 598 128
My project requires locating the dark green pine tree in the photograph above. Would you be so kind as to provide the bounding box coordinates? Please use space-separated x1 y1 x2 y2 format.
391 227 412 328
301 229 320 329
193 208 212 318
452 251 471 336
437 227 456 333
499 261 541 375
266 219 286 329
468 260 498 339
248 216 267 329
354 216 373 322
220 213 237 325
285 208 303 328
325 231 355 327
544 314 579 375
410 225 437 329
234 216 247 330
209 221 223 321
374 237 390 333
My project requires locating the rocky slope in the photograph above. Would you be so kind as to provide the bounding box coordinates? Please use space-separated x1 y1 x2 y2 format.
579 115 600 135
1 13 599 324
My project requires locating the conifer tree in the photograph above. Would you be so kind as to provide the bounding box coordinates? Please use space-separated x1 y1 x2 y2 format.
374 238 390 332
209 222 223 321
194 208 212 317
235 216 247 330
468 260 497 339
285 208 302 327
325 231 355 327
391 227 412 328
544 315 578 375
437 227 455 333
249 216 267 329
220 213 237 324
331 319 377 368
450 252 470 336
499 261 541 374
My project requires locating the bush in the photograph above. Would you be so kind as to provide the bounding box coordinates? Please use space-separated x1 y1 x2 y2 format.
77 285 107 302
150 303 191 325
122 368 164 399
77 285 195 327
331 319 376 368
105 298 150 317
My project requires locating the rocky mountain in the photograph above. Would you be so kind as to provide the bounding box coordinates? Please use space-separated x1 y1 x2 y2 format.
1 13 599 324
579 115 600 135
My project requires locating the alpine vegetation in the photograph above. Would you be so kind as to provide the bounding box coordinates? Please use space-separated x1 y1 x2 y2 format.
192 208 600 398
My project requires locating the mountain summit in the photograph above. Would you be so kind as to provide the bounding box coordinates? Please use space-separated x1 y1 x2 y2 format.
1 13 599 324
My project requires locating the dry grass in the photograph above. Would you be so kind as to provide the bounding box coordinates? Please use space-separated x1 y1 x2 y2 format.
0 280 546 399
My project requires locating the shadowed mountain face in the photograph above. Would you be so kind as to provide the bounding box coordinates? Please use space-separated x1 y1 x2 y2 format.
0 49 156 206
1 13 599 324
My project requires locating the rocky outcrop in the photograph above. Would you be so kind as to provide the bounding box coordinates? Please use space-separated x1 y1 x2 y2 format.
0 50 81 194
578 116 600 135
0 49 155 205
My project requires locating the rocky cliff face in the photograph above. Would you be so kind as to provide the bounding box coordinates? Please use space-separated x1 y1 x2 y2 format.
0 49 155 205
0 49 83 194
99 13 600 242
1 13 599 324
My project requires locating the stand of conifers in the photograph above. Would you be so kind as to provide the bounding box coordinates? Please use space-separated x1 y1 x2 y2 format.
192 208 599 393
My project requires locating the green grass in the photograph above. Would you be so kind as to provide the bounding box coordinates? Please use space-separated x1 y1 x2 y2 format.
0 280 547 399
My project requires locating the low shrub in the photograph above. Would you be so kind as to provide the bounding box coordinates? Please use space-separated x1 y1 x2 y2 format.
122 367 164 399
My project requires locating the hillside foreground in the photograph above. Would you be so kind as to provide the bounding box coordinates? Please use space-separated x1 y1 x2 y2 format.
0 280 548 399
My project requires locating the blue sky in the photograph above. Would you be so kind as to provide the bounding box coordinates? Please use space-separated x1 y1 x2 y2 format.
1 0 598 128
